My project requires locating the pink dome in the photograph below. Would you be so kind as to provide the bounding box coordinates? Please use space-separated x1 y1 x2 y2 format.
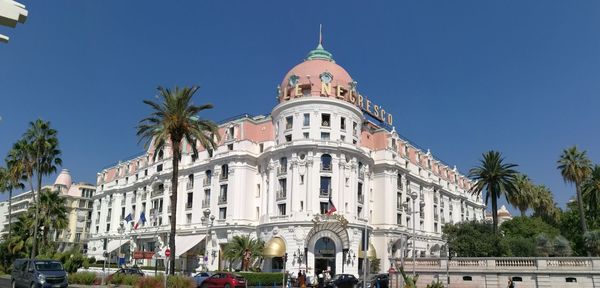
279 44 354 102
54 169 72 190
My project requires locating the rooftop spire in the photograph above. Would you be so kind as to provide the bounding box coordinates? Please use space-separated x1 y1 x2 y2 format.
306 24 334 62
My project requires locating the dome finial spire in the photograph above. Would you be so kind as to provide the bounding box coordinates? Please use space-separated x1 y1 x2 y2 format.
319 24 323 46
306 24 334 61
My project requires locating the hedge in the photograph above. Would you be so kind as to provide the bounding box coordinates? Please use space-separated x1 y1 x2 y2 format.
134 275 195 288
68 272 98 285
110 273 141 285
238 272 287 285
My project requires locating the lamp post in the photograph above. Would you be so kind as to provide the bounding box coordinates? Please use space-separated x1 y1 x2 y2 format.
402 191 418 276
201 208 215 272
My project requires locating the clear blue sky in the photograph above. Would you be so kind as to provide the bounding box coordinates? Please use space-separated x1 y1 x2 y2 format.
1 1 599 212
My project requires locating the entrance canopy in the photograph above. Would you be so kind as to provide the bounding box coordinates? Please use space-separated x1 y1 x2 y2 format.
106 239 130 253
263 237 286 258
175 234 206 257
358 240 377 258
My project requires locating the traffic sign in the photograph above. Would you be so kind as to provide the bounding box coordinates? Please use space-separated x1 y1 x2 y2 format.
165 248 171 258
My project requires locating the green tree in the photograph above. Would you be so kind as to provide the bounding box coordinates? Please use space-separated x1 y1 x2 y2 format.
137 86 219 274
222 234 264 271
507 174 534 217
500 217 560 239
531 185 560 224
23 119 62 258
442 221 510 257
557 146 592 255
584 230 600 256
582 165 600 223
469 151 519 234
36 189 68 247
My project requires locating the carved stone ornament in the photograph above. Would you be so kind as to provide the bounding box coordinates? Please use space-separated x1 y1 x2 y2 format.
311 213 349 229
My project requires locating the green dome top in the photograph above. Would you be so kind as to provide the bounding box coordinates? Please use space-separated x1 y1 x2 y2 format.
305 43 334 62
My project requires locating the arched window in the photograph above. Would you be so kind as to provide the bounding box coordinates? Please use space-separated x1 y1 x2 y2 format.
321 154 332 171
221 164 229 180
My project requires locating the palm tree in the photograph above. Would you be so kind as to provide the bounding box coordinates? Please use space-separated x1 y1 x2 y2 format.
531 185 560 224
36 188 68 247
583 165 600 222
23 119 62 258
222 234 264 271
469 151 519 234
557 146 592 249
507 174 534 217
0 160 25 240
137 86 219 274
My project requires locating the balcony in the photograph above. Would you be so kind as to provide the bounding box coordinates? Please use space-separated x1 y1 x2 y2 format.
319 189 330 198
277 167 287 176
202 199 210 208
441 216 446 223
397 202 403 211
185 202 193 210
320 164 332 172
151 189 164 198
276 190 287 201
121 199 126 206
186 181 194 190
434 213 439 221
218 195 227 205
358 170 365 180
419 212 424 219
220 174 228 181
106 216 111 222
449 205 453 211
108 199 113 206
441 201 445 208
203 178 211 187
358 194 364 204
397 182 403 191
95 219 99 224
434 196 438 204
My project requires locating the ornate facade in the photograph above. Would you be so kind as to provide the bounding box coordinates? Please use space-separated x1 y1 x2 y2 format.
87 41 485 277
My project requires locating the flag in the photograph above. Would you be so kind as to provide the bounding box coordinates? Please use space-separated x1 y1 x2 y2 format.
134 212 146 230
326 195 337 215
124 213 133 223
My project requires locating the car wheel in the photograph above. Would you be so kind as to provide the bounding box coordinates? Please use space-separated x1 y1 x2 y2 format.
225 284 231 288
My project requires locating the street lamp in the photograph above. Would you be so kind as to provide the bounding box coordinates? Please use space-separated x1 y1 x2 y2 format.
201 208 215 271
402 191 418 276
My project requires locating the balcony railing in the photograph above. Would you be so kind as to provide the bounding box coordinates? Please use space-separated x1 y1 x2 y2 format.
151 189 164 198
320 164 332 172
434 213 439 221
397 202 403 211
319 189 330 198
419 212 424 219
185 202 193 209
186 181 194 190
106 216 111 222
358 194 364 204
220 174 228 181
95 219 99 224
202 199 210 208
441 201 445 208
276 190 287 200
358 170 365 180
434 196 438 204
277 167 287 176
203 178 211 186
218 196 227 204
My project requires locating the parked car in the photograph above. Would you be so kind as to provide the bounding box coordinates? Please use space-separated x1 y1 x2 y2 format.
11 259 68 288
357 274 389 288
200 272 247 288
325 274 359 288
107 267 145 282
193 272 214 287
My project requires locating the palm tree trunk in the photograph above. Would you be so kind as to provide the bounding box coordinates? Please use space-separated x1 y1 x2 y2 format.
8 189 12 240
575 183 590 256
169 141 181 275
491 189 498 234
31 169 42 259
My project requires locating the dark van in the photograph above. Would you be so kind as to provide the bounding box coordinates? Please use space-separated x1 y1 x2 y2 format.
11 259 68 288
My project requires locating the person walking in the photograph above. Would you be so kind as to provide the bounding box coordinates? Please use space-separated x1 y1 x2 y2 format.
508 277 515 288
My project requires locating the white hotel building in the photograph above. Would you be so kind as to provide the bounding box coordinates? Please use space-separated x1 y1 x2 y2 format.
87 42 485 276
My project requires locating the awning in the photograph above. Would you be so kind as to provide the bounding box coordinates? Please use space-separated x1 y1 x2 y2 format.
358 241 377 258
175 234 206 257
263 237 286 258
106 239 130 253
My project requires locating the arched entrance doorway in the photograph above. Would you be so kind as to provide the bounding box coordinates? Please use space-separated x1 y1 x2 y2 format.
314 237 336 276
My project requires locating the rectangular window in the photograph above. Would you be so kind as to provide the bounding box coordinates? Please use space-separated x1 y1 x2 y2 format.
320 132 330 140
285 116 293 130
340 117 346 130
278 178 287 197
358 182 364 203
259 143 264 152
397 213 402 225
157 164 163 172
285 134 292 142
219 207 227 219
357 206 363 218
208 149 213 158
227 144 233 151
320 202 329 214
303 113 310 126
219 185 228 203
278 204 287 216
352 121 358 136
303 132 309 139
321 114 331 127
106 224 110 232
186 192 193 208
320 176 331 197
186 213 192 224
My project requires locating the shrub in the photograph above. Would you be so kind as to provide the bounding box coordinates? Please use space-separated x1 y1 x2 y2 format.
68 272 98 285
135 275 164 288
426 280 444 288
110 273 141 285
238 272 286 285
167 275 196 288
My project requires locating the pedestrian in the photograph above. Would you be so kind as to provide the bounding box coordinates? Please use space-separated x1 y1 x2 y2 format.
508 277 515 288
300 270 307 288
318 271 324 288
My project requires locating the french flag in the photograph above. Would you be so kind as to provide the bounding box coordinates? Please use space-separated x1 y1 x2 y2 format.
326 195 337 215
134 212 146 230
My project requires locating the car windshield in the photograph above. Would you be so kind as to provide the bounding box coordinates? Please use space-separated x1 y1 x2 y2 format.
34 261 63 271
